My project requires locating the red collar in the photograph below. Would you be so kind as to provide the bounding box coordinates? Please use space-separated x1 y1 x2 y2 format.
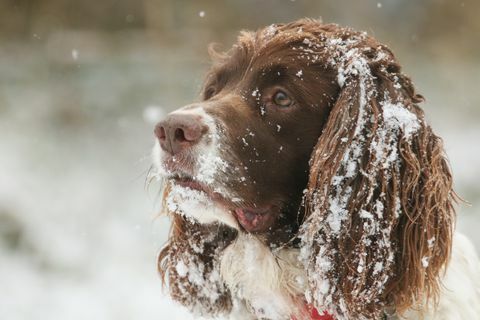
291 305 334 320
309 306 334 320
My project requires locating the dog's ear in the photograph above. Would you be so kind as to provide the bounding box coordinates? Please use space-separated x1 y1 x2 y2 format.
158 186 236 316
299 39 456 319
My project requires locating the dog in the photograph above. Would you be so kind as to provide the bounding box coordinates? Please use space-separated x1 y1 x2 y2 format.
151 19 480 320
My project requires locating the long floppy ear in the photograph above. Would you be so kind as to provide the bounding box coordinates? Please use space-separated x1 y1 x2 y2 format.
299 35 456 319
157 185 236 316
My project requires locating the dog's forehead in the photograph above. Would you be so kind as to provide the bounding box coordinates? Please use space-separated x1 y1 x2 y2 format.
207 41 324 87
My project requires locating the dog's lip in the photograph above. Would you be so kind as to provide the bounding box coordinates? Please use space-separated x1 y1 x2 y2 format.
173 176 206 192
233 206 276 233
168 174 225 203
168 173 276 233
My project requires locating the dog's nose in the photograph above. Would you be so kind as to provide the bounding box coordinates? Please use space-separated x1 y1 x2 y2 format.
154 113 207 155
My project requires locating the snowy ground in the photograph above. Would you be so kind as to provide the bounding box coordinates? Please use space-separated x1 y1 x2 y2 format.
0 33 479 319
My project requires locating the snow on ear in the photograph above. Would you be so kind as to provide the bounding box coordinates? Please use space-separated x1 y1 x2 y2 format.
299 37 456 319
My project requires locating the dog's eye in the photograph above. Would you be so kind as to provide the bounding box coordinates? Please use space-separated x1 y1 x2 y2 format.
273 90 292 107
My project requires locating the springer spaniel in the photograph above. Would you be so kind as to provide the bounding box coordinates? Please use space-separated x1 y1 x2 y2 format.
151 19 480 320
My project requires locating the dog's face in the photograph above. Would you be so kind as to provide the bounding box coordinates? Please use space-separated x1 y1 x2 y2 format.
153 27 338 236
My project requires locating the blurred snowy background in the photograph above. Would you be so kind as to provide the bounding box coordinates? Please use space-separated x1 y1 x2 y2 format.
0 0 479 319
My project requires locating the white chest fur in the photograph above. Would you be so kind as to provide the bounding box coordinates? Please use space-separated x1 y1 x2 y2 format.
219 232 480 320
220 233 308 320
402 233 480 320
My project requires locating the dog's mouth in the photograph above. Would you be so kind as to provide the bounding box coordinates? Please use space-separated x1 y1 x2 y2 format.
169 174 227 203
167 174 277 233
232 207 276 233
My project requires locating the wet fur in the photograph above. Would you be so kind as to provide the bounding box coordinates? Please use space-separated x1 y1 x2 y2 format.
156 19 478 320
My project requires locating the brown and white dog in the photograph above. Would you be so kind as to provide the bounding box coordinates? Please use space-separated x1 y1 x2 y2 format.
151 19 480 320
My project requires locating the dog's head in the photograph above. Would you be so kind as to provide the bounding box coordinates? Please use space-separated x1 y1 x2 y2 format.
153 21 339 240
154 19 456 319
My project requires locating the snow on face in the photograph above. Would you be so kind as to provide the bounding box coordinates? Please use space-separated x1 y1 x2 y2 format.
151 107 229 181
166 182 239 230
150 107 240 228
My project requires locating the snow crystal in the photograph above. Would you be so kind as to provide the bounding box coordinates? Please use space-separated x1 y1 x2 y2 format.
357 264 364 273
318 278 330 295
142 105 165 124
260 105 266 116
359 210 374 220
345 160 357 178
368 101 420 174
175 260 188 277
313 246 333 276
264 24 277 38
165 183 238 228
373 262 383 275
374 199 384 219
251 88 260 97
374 51 388 62
428 237 436 249
393 196 402 218
196 152 228 185
166 184 210 218
382 102 420 139
337 68 346 87
71 49 79 60
326 188 352 233
421 256 430 268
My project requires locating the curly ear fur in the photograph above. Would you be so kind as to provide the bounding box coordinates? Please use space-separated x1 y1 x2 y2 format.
299 25 456 319
157 185 237 316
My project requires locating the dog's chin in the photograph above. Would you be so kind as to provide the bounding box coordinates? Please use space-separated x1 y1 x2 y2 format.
164 177 238 229
233 207 278 233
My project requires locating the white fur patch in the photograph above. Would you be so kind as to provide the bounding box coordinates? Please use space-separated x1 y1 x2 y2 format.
402 232 480 320
220 233 307 320
220 232 480 320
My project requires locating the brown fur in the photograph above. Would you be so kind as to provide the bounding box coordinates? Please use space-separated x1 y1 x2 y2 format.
298 21 456 319
157 184 237 316
156 19 456 319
